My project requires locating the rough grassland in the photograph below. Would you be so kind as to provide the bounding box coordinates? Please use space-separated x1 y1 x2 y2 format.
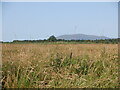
2 44 118 88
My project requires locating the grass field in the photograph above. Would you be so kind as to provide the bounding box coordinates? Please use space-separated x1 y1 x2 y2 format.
2 43 118 88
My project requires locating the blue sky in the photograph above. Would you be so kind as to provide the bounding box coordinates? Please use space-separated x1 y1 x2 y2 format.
2 2 118 41
0 2 2 41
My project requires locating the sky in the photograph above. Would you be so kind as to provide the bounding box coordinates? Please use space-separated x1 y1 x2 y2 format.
1 2 118 41
118 1 120 38
0 2 2 41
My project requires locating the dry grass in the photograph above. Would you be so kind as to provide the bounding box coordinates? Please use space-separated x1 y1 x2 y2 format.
2 43 118 88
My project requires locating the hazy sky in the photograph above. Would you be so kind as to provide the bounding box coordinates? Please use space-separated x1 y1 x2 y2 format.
2 2 118 41
0 2 2 41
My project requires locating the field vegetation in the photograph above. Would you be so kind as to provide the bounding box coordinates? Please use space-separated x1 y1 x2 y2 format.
2 43 118 88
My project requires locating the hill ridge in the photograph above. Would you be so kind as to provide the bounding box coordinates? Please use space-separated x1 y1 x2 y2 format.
56 34 109 40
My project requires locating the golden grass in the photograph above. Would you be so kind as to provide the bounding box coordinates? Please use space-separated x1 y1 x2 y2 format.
2 43 118 88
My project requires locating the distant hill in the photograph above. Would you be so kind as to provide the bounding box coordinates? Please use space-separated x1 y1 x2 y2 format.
56 34 110 40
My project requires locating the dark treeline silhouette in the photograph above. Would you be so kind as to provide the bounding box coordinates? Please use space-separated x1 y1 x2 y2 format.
2 35 119 44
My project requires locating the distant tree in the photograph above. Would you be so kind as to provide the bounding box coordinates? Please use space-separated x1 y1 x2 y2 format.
48 35 57 41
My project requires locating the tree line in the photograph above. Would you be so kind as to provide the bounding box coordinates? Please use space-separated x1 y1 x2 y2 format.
3 35 119 44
